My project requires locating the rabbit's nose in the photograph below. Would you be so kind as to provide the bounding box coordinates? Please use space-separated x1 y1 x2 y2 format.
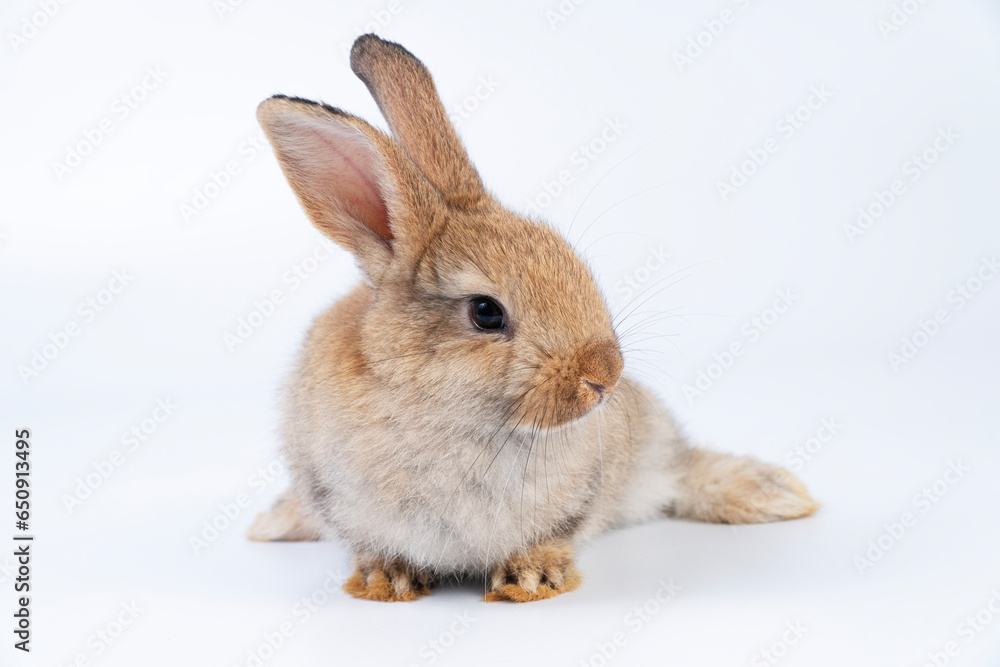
584 379 610 400
577 338 623 399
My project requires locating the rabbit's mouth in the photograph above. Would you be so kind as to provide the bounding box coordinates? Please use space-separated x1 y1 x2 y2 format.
508 338 623 430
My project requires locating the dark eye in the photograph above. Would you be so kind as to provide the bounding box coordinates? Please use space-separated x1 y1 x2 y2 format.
468 296 506 331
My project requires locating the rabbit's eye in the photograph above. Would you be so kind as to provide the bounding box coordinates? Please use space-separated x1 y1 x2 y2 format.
469 297 506 331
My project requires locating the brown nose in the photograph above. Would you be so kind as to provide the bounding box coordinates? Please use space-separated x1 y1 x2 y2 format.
578 338 623 397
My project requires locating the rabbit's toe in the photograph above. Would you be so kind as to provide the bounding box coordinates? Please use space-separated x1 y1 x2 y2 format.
343 556 432 602
484 539 581 602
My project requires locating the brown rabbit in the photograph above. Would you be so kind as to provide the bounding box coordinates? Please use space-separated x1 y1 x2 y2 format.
248 34 818 602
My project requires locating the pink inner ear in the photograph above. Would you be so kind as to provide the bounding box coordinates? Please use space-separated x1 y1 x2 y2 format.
279 113 394 244
311 124 394 242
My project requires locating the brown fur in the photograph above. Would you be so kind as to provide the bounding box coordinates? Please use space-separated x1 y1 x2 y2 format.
350 34 485 209
484 539 582 602
343 555 432 602
249 35 819 603
671 448 820 524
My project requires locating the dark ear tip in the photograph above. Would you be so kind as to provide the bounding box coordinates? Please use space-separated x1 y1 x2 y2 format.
351 33 382 50
350 33 420 77
257 94 350 123
350 33 383 73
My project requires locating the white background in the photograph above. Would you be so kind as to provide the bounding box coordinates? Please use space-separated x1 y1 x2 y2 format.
2 1 1000 666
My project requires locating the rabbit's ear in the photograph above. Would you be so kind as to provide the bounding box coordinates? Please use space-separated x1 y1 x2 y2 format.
350 34 486 210
257 95 431 278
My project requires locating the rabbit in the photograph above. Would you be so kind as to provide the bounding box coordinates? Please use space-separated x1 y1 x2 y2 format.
247 34 818 603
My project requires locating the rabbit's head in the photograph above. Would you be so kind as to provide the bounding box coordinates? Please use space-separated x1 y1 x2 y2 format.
258 35 622 431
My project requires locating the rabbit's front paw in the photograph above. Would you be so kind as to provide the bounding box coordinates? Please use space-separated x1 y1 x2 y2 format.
343 556 432 602
484 539 581 602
